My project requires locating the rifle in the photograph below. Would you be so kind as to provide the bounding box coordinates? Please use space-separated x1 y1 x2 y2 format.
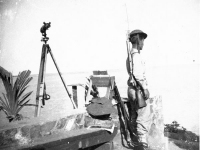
126 31 133 84
126 31 147 108
113 82 139 147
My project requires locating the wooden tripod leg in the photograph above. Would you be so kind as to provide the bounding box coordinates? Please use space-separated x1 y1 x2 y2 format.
48 46 77 109
34 44 48 117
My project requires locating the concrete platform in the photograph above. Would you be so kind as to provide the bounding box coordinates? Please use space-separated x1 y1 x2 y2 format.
0 108 117 150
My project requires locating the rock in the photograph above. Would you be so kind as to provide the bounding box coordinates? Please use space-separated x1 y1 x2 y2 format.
147 95 165 150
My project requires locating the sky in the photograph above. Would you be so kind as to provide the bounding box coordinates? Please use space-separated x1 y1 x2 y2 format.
0 0 199 134
0 0 199 75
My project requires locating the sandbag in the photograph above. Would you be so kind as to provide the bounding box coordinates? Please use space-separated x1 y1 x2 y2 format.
86 97 115 117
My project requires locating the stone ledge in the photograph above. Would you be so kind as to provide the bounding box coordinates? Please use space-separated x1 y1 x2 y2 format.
0 108 116 149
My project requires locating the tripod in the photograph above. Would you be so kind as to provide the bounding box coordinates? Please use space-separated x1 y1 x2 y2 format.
34 22 77 117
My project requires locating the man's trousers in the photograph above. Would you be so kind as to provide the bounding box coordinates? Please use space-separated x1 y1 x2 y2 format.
127 86 152 143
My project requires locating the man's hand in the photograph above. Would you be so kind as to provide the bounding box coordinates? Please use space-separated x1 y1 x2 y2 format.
127 76 136 86
143 89 150 100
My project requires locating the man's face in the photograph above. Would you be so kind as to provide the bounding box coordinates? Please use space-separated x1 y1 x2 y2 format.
138 38 144 50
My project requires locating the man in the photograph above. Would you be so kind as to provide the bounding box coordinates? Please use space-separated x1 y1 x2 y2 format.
126 29 151 148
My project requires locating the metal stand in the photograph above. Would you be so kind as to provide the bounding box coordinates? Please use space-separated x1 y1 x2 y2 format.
34 22 77 117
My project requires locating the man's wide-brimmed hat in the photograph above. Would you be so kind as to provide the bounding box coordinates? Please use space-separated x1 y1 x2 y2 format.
129 29 147 39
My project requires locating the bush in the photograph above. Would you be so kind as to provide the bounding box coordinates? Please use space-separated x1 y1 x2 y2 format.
0 67 33 122
171 138 199 150
167 132 185 141
165 121 199 150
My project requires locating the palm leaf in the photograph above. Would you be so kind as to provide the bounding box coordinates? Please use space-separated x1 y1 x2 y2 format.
14 71 32 99
2 93 11 113
13 71 31 100
1 95 12 116
15 86 28 101
0 66 11 80
14 72 32 111
17 71 32 94
18 77 32 98
0 69 12 92
0 71 14 111
0 96 10 113
0 97 9 115
0 106 9 117
20 76 32 91
13 72 23 98
21 70 31 84
16 99 30 115
10 72 13 89
13 73 21 96
15 91 32 114
2 78 12 97
18 91 33 105
5 81 15 112
0 102 9 114
17 71 27 88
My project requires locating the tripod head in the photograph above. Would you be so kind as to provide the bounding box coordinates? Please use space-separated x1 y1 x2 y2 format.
40 22 51 43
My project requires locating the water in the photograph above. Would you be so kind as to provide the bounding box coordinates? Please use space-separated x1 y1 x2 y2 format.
0 64 199 135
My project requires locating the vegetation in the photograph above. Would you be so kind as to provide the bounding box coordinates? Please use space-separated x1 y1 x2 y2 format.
165 121 199 150
0 66 33 122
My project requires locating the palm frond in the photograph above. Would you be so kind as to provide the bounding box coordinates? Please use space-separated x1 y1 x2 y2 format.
21 70 31 84
0 69 12 95
17 71 27 88
0 96 10 112
5 83 15 112
0 102 9 115
14 71 32 99
18 91 33 105
13 72 23 98
0 67 14 111
16 99 30 115
18 71 32 92
2 78 12 97
0 66 12 80
2 93 11 113
20 76 32 92
13 71 32 112
15 86 28 101
1 79 10 91
13 74 20 95
15 91 32 114
18 77 32 98
0 106 9 117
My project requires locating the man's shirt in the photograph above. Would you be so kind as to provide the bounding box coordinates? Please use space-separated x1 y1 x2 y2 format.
126 48 148 89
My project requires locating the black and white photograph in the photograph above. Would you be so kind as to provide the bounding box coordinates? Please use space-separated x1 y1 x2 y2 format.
0 0 199 149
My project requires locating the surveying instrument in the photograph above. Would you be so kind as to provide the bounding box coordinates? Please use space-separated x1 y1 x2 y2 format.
34 22 77 117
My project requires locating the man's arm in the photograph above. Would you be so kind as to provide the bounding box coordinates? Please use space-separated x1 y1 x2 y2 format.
132 54 148 88
132 53 149 99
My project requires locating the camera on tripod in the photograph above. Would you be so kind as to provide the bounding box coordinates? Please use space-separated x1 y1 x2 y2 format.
35 22 77 116
40 22 51 43
40 22 51 36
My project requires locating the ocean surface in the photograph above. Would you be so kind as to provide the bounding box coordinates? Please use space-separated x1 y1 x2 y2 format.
0 64 199 135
